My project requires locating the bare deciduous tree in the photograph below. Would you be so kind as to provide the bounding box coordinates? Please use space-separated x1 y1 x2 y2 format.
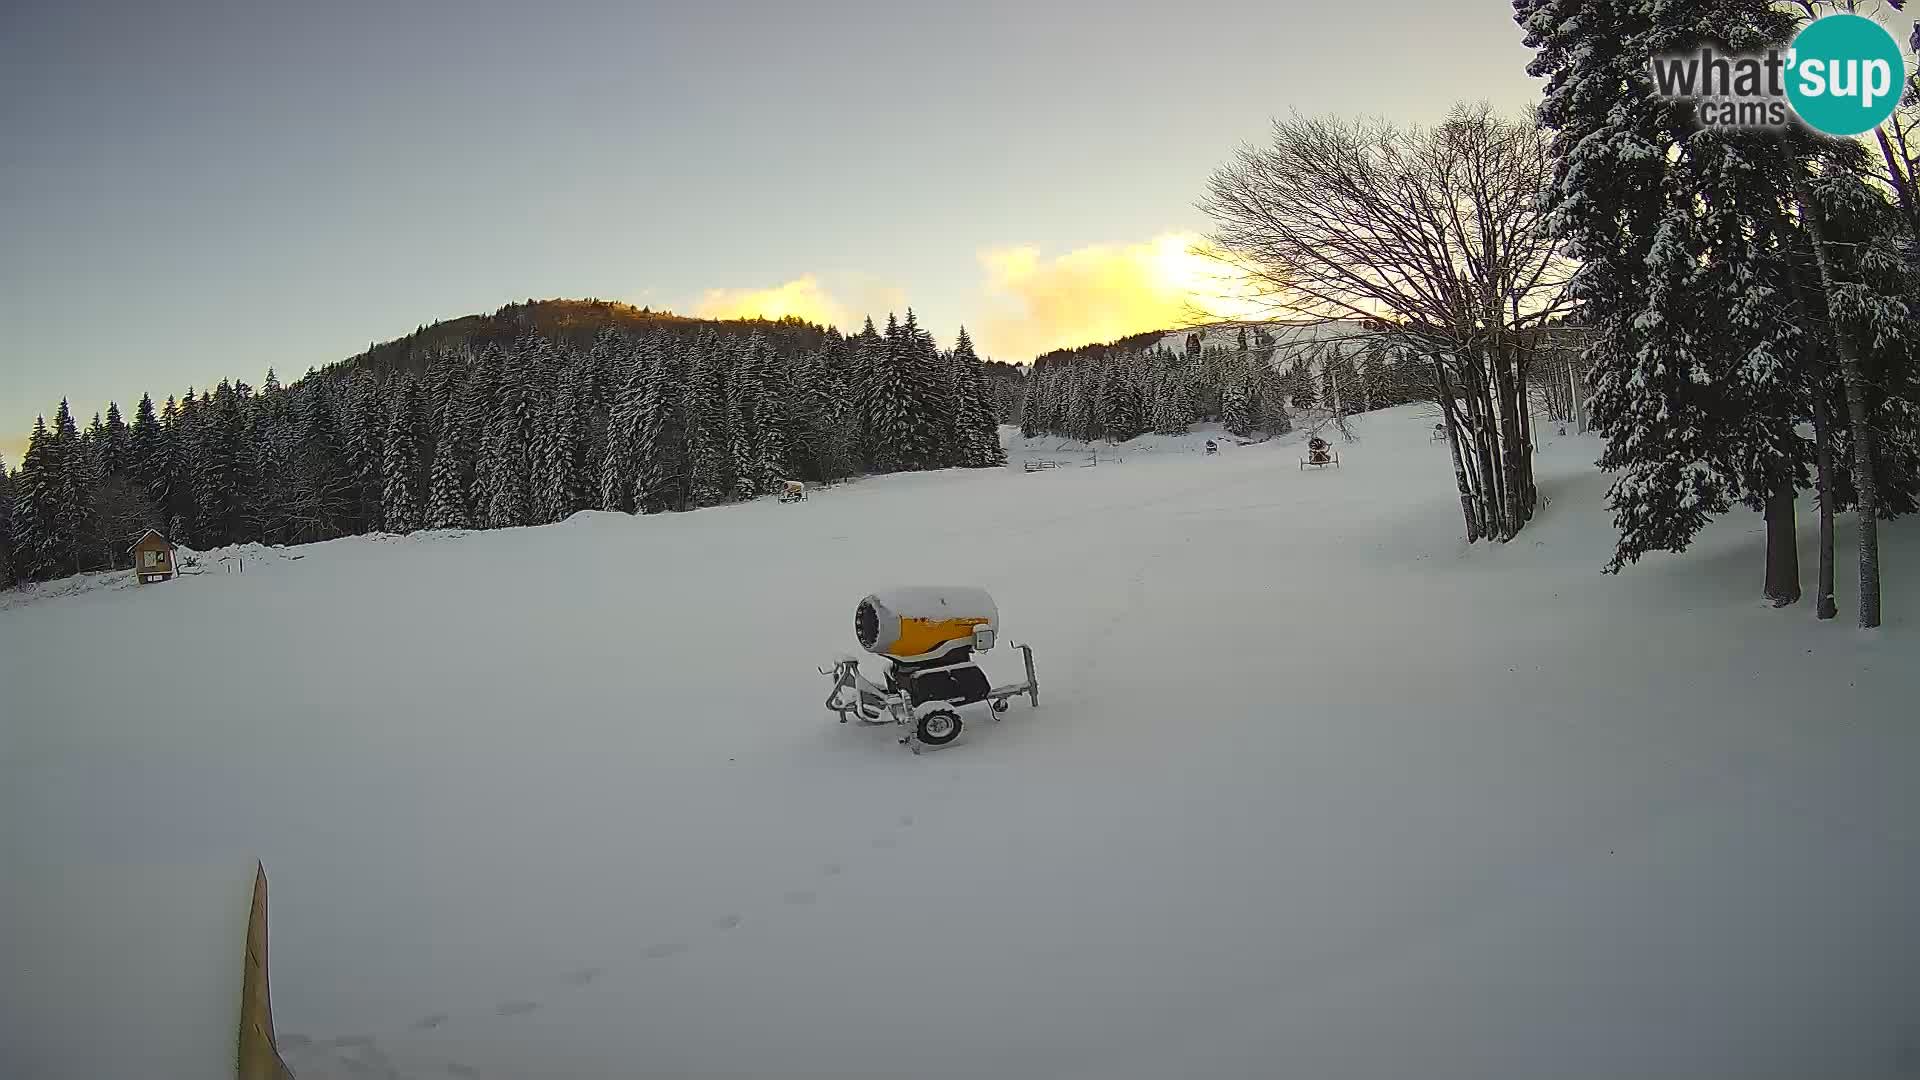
1201 104 1574 541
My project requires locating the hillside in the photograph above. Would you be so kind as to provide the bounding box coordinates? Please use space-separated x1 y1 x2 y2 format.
329 299 832 382
5 407 1913 1080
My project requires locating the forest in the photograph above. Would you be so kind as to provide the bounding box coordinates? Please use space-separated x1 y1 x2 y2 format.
0 305 1018 583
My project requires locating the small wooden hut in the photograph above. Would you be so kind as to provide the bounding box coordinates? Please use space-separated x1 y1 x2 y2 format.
130 529 177 584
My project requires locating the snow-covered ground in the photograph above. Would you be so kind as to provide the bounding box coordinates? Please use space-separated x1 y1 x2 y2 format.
4 406 1916 1080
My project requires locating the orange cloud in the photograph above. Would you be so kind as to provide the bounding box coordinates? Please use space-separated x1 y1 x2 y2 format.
974 232 1261 360
692 275 850 327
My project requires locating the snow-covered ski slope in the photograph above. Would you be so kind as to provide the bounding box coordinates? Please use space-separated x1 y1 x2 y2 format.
4 406 1916 1080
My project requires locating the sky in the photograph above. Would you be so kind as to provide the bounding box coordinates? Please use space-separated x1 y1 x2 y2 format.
0 0 1541 464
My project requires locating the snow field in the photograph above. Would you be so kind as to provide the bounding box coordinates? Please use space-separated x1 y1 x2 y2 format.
3 406 1915 1079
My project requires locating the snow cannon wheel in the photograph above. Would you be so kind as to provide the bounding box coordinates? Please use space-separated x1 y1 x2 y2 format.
991 698 1010 715
916 708 963 746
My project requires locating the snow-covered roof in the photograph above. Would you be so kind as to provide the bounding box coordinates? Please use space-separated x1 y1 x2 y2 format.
128 528 174 553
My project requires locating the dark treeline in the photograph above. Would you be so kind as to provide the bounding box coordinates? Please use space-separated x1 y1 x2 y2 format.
1019 324 1434 442
2 307 1016 584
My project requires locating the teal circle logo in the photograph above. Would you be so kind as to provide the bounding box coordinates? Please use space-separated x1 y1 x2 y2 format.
1786 14 1906 136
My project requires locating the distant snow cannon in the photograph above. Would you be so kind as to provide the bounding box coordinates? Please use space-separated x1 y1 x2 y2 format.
824 587 1039 752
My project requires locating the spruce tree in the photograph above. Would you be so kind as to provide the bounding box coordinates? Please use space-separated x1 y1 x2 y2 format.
685 334 732 507
195 380 249 547
50 401 90 570
102 402 129 478
480 345 539 529
0 455 13 585
635 339 691 512
12 418 75 578
382 378 426 533
335 371 383 533
424 410 471 531
862 315 914 471
1520 0 1819 580
530 368 584 523
601 359 646 514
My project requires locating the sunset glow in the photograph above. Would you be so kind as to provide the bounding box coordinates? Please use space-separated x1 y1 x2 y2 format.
975 231 1265 359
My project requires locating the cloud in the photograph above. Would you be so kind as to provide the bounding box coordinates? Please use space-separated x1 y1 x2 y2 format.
973 232 1260 361
692 275 850 327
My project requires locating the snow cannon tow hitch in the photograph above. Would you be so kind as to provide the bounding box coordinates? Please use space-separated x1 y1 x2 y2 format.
820 587 1039 753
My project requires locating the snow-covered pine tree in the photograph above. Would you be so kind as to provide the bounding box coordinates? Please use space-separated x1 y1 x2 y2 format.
479 341 541 528
289 383 350 542
1520 0 1816 585
1220 356 1254 438
421 350 462 448
747 334 792 488
102 402 129 478
849 316 884 465
10 417 75 578
381 377 426 533
530 362 584 524
1254 358 1293 437
600 348 647 514
425 408 471 531
634 337 692 512
685 333 732 507
573 333 615 507
129 393 162 483
342 369 386 534
0 455 13 585
726 336 764 501
862 314 914 472
895 310 947 470
951 328 1004 466
460 346 504 507
1019 363 1049 439
1151 350 1191 435
50 401 91 570
195 380 250 547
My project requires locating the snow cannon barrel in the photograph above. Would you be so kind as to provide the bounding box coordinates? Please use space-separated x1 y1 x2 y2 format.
855 587 999 662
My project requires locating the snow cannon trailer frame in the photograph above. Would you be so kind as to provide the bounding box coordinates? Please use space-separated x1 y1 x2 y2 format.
821 588 1040 753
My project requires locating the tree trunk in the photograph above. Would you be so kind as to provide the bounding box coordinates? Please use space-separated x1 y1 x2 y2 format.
1515 357 1537 521
1812 387 1838 620
1790 163 1884 628
1464 356 1508 539
1763 483 1801 607
1433 360 1481 542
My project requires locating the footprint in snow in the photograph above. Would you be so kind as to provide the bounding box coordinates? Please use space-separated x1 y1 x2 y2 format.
562 967 602 985
873 835 897 849
783 889 817 906
410 1013 448 1030
821 863 843 876
278 1033 312 1050
644 942 688 959
445 1063 479 1078
713 914 742 930
328 1035 374 1049
898 814 914 827
495 1000 538 1016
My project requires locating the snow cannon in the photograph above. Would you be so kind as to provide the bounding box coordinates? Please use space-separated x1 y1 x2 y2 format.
855 586 999 663
823 587 1039 753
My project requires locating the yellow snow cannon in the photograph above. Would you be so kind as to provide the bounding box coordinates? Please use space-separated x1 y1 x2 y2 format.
823 587 1039 752
855 586 998 662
